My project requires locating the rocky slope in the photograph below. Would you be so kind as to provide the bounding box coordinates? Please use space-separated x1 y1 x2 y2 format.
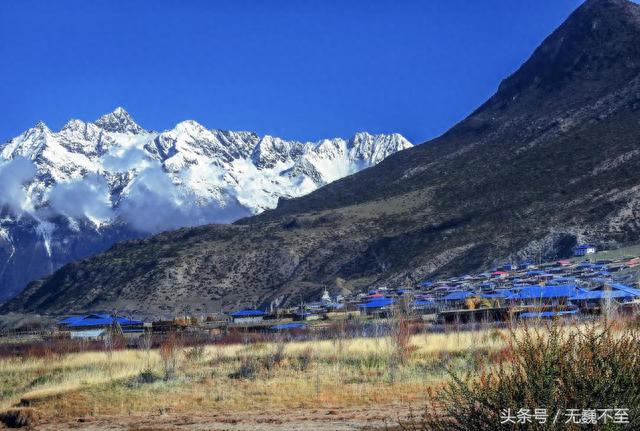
5 0 640 317
0 111 411 301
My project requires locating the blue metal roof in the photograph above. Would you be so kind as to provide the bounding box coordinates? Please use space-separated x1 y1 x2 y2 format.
606 283 640 296
546 277 575 285
230 309 265 317
519 309 579 319
359 298 394 308
58 315 84 325
481 289 514 299
441 291 475 301
570 290 632 301
413 299 435 306
509 285 578 300
60 314 142 328
270 322 306 331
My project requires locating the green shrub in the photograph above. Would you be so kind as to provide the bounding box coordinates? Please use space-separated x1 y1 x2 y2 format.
137 367 160 384
407 321 640 430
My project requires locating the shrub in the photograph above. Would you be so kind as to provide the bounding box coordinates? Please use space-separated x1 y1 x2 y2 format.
265 342 286 372
137 367 160 384
0 408 38 428
297 347 314 371
184 345 206 363
229 357 259 380
389 308 412 365
159 333 181 380
408 320 640 430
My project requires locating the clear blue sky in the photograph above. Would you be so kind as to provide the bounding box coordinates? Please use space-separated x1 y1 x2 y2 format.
0 0 584 144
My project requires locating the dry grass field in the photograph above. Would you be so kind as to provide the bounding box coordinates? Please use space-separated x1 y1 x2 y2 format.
0 328 507 429
4 319 637 430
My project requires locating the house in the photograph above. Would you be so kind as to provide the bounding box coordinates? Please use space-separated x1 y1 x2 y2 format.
293 311 322 321
569 289 634 309
572 284 640 308
270 322 307 332
359 297 394 316
412 299 437 314
437 290 477 310
437 307 511 324
57 314 144 339
481 289 514 299
575 244 596 256
230 309 266 324
508 285 579 306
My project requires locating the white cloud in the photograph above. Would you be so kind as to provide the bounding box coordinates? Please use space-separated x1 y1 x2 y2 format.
48 174 114 228
0 157 37 216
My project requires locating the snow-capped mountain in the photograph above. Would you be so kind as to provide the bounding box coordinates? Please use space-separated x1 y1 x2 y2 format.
0 108 412 300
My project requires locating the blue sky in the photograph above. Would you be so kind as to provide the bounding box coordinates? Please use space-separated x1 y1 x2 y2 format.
0 0 583 144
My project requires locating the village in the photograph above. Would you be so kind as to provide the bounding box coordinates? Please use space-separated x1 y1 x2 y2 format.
3 243 640 349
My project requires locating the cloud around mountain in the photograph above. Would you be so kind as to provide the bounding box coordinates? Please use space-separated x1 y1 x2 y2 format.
0 157 37 217
0 108 412 235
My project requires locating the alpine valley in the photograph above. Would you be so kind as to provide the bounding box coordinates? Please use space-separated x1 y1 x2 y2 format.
5 0 640 317
0 109 411 301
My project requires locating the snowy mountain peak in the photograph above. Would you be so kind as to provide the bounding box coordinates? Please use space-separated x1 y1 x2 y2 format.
252 135 303 169
94 107 145 134
0 108 413 300
33 120 50 131
61 118 85 131
174 119 208 135
1 109 413 257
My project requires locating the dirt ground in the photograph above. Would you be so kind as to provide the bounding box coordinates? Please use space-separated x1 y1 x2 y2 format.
10 405 416 431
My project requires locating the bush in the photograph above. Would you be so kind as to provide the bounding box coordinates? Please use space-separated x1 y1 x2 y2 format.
229 357 259 380
408 320 640 430
389 308 412 365
0 408 38 428
265 342 286 372
159 333 181 380
184 345 206 363
297 347 314 371
137 367 160 384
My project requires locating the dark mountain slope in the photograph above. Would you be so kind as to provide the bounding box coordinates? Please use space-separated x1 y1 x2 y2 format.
254 0 640 218
5 0 640 316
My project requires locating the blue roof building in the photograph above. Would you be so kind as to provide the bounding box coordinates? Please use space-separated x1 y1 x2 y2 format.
570 290 632 302
230 310 265 317
575 244 596 256
270 322 307 331
58 314 143 328
480 289 514 299
359 298 393 308
508 285 579 304
359 297 394 316
441 291 476 301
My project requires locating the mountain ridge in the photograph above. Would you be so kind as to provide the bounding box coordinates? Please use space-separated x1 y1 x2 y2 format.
0 110 410 301
5 0 640 316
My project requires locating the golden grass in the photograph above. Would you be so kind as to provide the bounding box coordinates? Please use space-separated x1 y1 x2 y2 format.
0 329 510 418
